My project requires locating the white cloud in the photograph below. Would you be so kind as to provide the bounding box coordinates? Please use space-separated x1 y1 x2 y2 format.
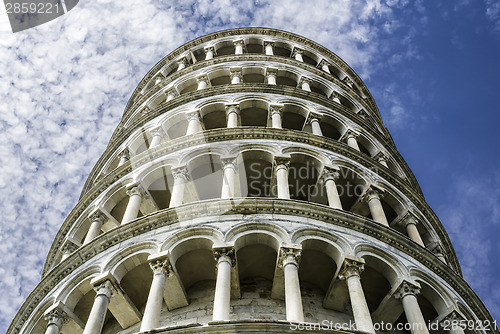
485 0 500 32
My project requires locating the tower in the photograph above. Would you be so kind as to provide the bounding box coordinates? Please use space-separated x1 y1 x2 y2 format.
8 27 496 334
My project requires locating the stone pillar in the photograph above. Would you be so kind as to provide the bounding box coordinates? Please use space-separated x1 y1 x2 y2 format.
204 46 215 60
322 167 343 210
299 77 311 92
213 247 236 321
122 185 143 224
83 210 106 245
343 76 354 88
177 57 188 71
270 104 283 129
266 68 278 85
234 39 244 55
429 242 447 264
279 246 304 322
140 256 172 332
374 152 389 168
166 89 178 102
362 188 389 227
61 242 78 261
197 75 209 90
274 157 290 199
44 306 68 334
225 104 240 128
338 257 374 334
186 110 203 135
344 130 360 151
169 167 189 207
292 48 304 62
330 91 342 104
400 214 425 247
307 113 323 136
264 41 274 55
221 158 237 199
319 59 331 73
230 67 242 84
149 127 165 148
394 281 430 334
83 281 116 334
117 148 130 167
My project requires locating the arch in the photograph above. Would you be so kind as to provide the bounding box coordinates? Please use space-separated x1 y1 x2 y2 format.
226 221 289 250
104 242 157 281
410 268 453 315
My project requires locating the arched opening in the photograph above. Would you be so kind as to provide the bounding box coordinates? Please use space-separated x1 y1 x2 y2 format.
334 166 367 212
200 103 227 130
165 115 188 140
282 105 306 131
188 154 223 201
242 67 265 83
238 150 273 198
288 154 324 204
276 70 298 88
144 166 174 210
239 100 269 127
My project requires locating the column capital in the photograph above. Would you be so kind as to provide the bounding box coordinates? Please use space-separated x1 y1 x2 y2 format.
321 166 341 182
291 47 304 57
213 246 236 266
357 109 369 119
233 39 245 47
373 151 387 164
171 166 190 181
279 244 302 268
274 156 291 169
150 126 165 138
154 75 166 87
394 280 421 300
186 110 202 122
44 306 68 329
341 129 359 141
360 186 384 203
221 157 237 169
264 40 275 47
229 67 242 79
166 88 179 98
61 239 79 256
318 59 330 68
89 209 106 224
298 76 311 86
428 242 446 257
307 111 323 124
204 45 216 54
177 57 188 67
148 255 173 276
141 105 151 114
338 256 365 280
269 104 284 116
92 279 118 299
266 67 278 76
196 74 210 86
343 76 354 87
126 184 144 197
118 148 130 160
398 211 419 228
225 103 240 116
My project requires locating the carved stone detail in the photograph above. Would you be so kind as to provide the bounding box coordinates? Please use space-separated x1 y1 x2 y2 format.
93 280 117 299
338 257 365 280
213 246 236 267
394 280 420 300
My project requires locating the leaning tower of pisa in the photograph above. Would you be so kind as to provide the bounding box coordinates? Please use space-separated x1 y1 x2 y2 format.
8 28 497 334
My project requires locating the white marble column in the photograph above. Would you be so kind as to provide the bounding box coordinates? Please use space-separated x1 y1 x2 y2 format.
338 257 374 334
394 281 430 334
186 110 203 135
299 77 311 92
292 48 304 62
362 188 389 227
83 281 116 334
83 210 106 245
213 247 236 321
264 41 274 55
117 148 130 167
322 167 343 210
330 91 342 104
166 89 178 102
140 257 171 332
319 59 331 73
225 104 240 128
279 246 304 322
275 157 290 199
197 75 209 90
308 113 323 136
343 76 354 88
221 158 237 199
441 310 466 334
177 58 188 71
44 306 68 334
61 241 78 261
230 67 242 84
169 167 189 207
204 46 215 60
344 130 361 151
149 127 165 148
374 152 389 168
429 242 447 264
270 104 283 129
234 39 244 55
266 68 278 85
400 214 425 247
121 185 143 224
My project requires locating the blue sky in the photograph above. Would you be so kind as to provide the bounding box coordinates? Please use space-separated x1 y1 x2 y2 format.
0 0 498 331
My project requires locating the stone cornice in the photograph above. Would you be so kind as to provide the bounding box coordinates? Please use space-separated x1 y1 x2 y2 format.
48 128 456 276
11 199 493 334
125 27 380 120
83 85 416 197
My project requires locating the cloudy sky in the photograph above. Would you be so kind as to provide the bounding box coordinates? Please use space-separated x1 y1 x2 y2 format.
0 0 498 331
